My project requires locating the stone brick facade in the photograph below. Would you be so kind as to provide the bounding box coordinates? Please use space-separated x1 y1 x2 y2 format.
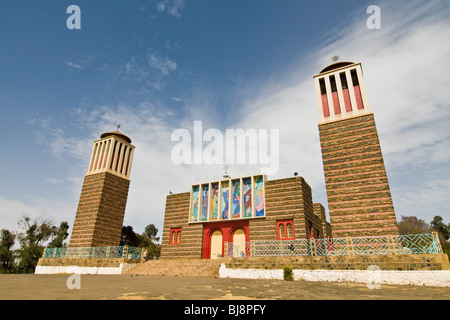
160 176 331 259
318 113 398 237
69 171 131 247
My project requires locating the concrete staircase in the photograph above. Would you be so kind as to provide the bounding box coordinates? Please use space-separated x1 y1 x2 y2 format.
124 259 223 277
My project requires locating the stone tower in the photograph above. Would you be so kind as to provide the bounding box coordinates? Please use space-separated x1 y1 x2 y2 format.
69 130 135 247
313 61 398 237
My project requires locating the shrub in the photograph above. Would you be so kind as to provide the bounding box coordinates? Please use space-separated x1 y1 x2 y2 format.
283 266 293 281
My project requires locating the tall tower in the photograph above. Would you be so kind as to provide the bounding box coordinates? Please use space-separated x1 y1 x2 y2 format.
313 61 398 237
69 130 135 247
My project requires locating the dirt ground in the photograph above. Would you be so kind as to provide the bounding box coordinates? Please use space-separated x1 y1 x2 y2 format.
0 274 449 300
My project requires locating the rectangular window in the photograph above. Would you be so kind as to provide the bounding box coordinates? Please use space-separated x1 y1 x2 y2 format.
319 78 327 95
170 228 182 244
330 75 337 92
350 69 364 110
350 69 359 86
340 72 352 112
339 72 348 90
329 75 341 115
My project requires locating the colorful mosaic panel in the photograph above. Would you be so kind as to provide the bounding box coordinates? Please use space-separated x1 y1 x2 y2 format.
232 179 241 219
221 181 230 219
201 185 209 221
254 175 265 217
243 178 252 218
191 186 199 222
210 183 219 220
189 175 265 223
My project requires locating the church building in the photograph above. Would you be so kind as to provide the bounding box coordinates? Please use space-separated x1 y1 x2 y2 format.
160 60 399 259
160 175 332 259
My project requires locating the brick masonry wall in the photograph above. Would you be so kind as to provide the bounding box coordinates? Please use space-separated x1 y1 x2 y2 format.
160 177 331 259
251 177 327 241
69 171 130 247
318 113 399 237
314 203 332 238
160 192 204 259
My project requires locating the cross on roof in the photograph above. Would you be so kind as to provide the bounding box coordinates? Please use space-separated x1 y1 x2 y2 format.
331 55 340 63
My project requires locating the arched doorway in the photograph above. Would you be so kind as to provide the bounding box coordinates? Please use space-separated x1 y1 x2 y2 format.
210 230 223 259
232 228 246 257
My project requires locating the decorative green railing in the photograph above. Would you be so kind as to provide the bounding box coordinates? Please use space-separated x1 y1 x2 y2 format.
225 233 443 258
42 246 143 260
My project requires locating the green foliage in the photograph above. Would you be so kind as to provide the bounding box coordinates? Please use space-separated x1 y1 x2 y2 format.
47 222 70 248
430 216 450 241
0 215 69 274
120 224 161 259
144 224 160 242
283 266 294 281
0 229 16 274
120 225 141 247
16 216 54 273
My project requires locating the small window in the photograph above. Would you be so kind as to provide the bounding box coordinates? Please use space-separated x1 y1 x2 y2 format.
340 72 348 90
330 75 337 92
319 78 327 95
350 69 359 86
279 224 285 239
287 223 293 239
277 220 295 240
170 228 182 244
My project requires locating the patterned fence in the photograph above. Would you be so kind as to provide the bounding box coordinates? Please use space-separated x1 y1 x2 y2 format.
225 233 443 258
42 246 143 260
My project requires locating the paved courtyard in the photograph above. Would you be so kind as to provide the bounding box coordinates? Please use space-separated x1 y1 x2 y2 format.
0 274 448 300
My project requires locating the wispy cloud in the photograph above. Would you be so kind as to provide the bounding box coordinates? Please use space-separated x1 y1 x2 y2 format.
156 0 186 18
147 49 177 76
65 55 95 70
66 61 82 70
27 0 450 235
228 0 450 222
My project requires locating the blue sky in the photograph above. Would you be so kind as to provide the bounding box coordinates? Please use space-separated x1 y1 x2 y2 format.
1 0 450 239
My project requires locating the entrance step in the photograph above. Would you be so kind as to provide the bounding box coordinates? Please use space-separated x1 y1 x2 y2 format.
124 259 223 277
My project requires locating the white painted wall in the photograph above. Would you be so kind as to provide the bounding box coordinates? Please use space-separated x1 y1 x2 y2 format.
34 263 133 275
219 264 450 287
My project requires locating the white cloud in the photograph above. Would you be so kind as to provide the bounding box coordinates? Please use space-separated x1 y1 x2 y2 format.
156 0 185 18
66 61 82 70
223 0 450 221
66 55 95 70
0 195 76 238
156 2 166 12
30 0 450 236
147 49 177 76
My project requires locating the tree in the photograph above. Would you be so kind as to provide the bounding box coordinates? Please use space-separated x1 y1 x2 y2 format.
120 224 161 259
142 224 161 258
397 215 433 235
16 216 54 273
47 222 70 248
144 224 160 243
0 229 16 274
430 216 450 241
120 226 141 247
